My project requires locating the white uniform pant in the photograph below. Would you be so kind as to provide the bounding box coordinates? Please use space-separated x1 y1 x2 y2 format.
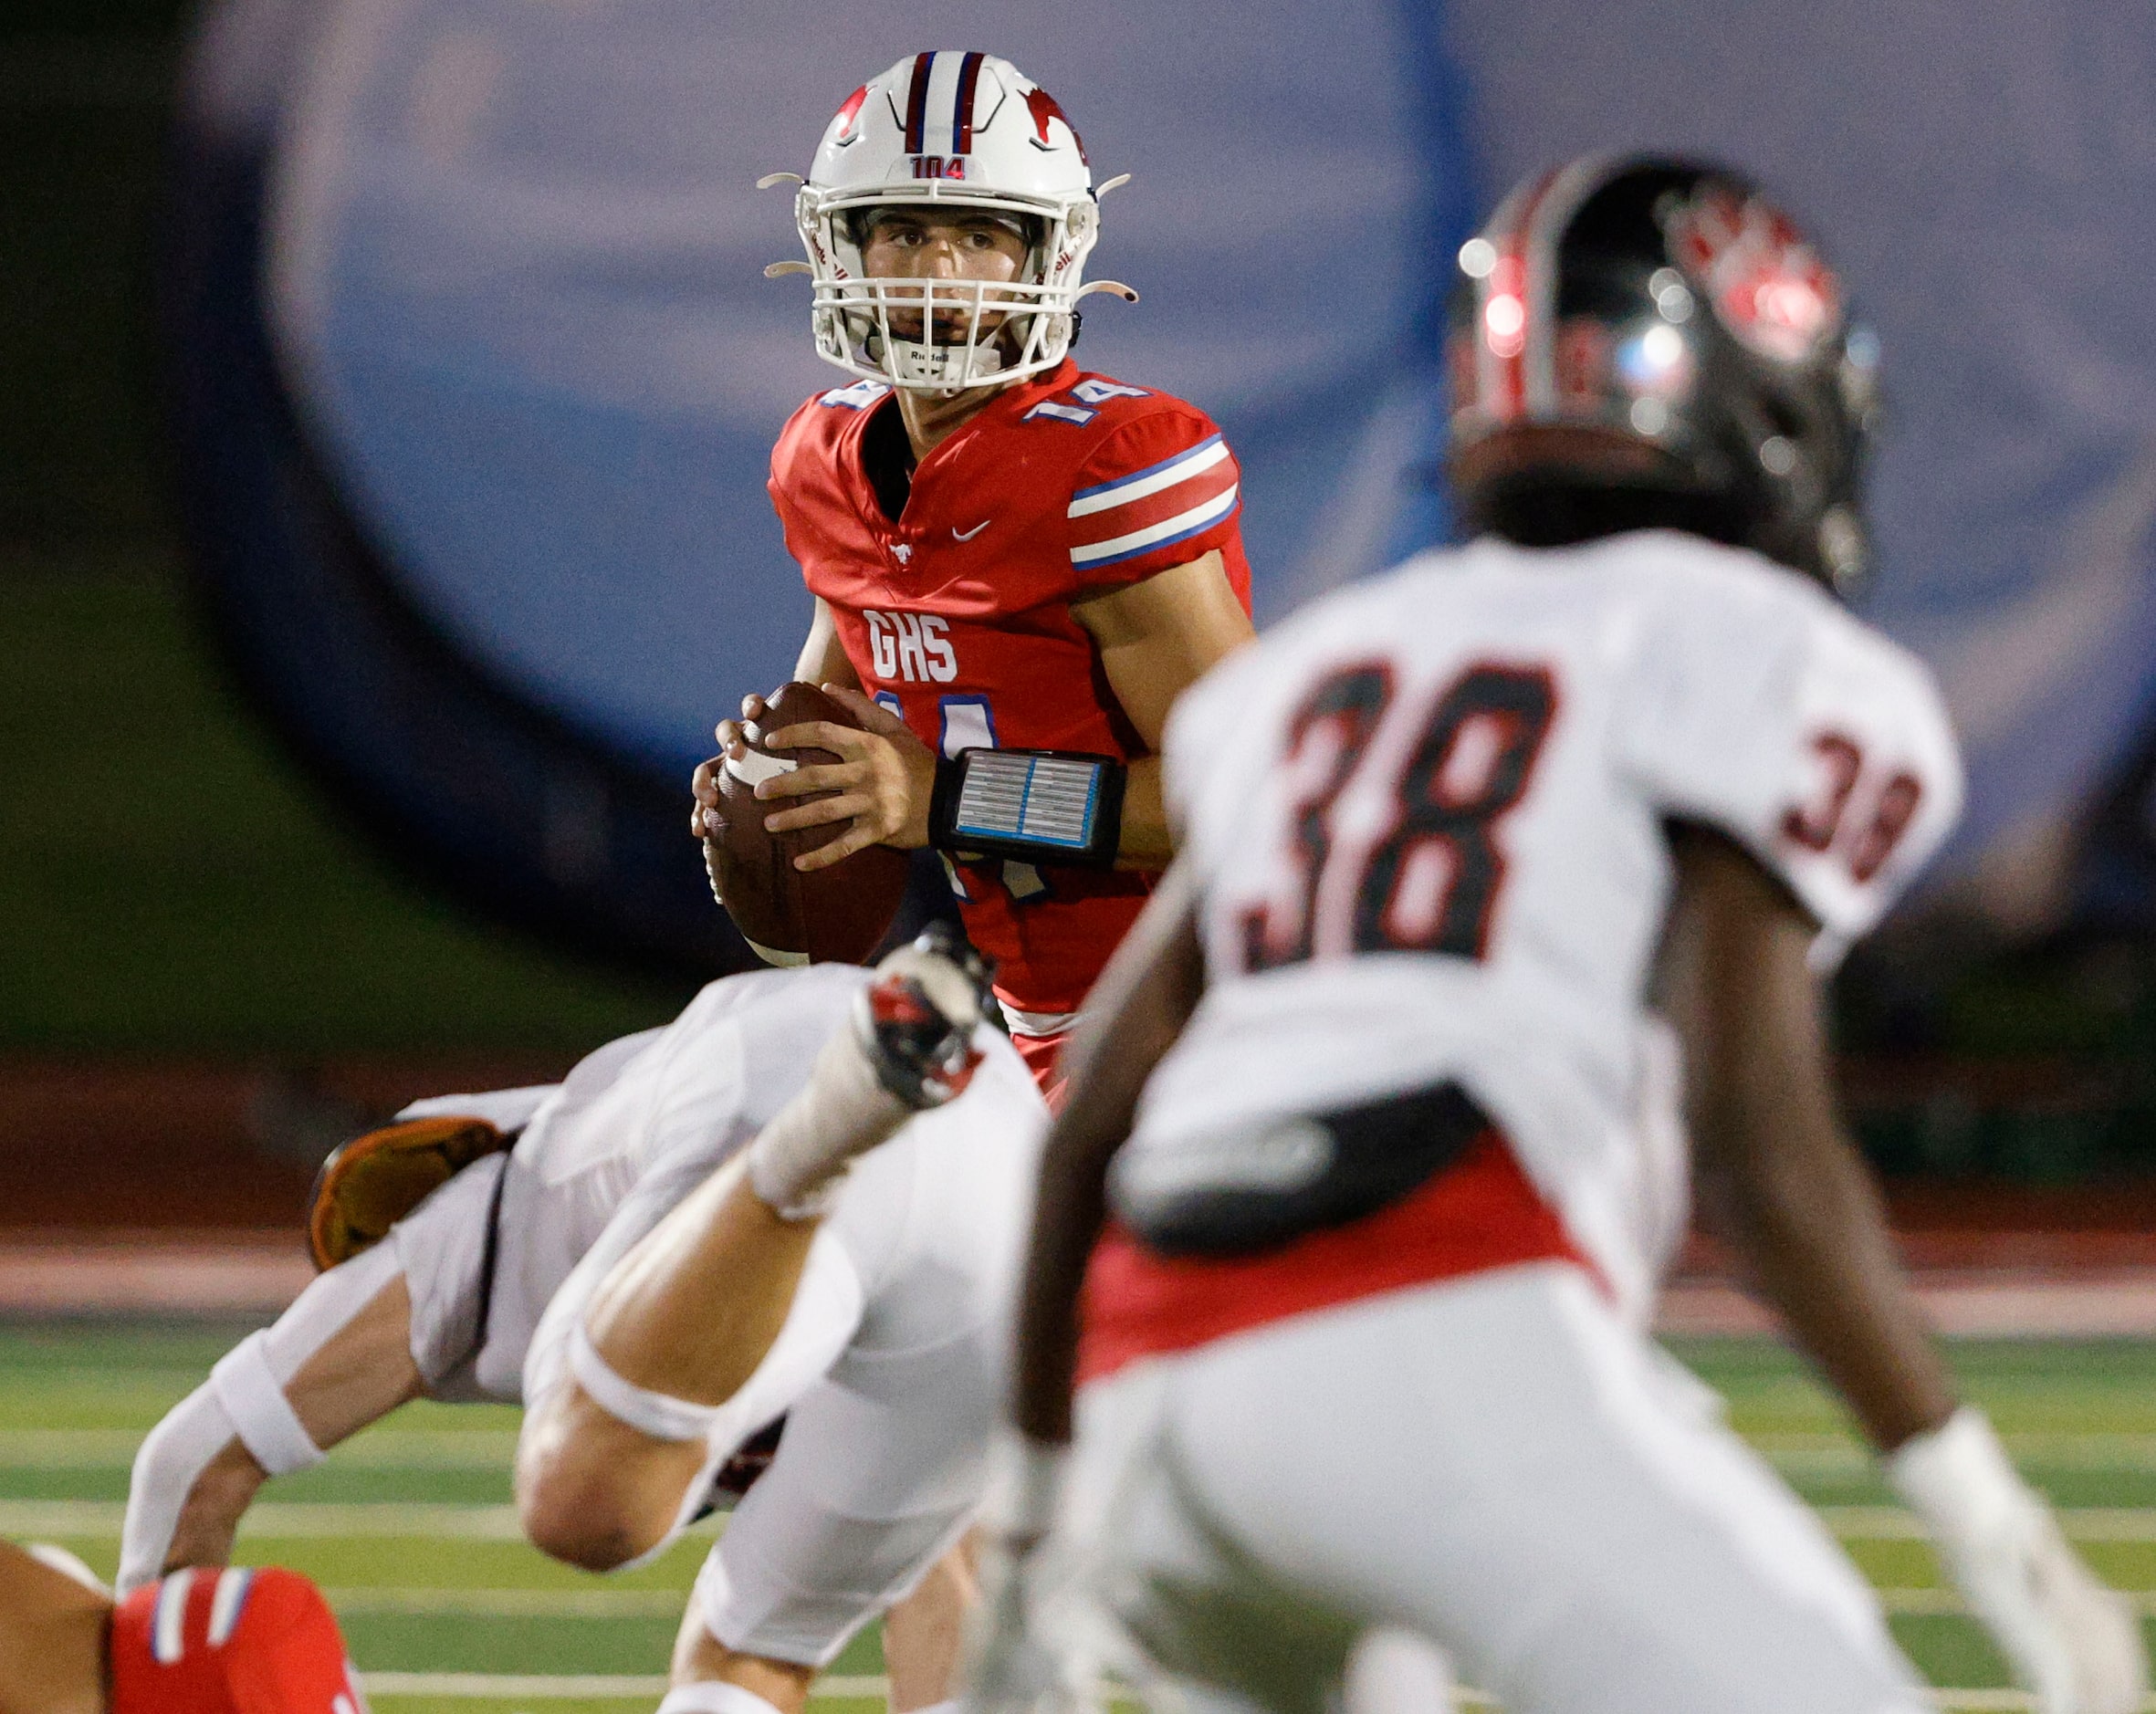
517 1070 1035 1666
1066 1263 1927 1714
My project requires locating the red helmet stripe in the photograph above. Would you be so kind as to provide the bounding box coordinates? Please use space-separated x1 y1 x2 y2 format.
1472 157 1618 424
1521 157 1615 413
952 51 985 154
1477 169 1558 423
903 51 935 155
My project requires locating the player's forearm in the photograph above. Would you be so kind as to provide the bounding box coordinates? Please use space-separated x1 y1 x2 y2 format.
1667 826 1956 1452
123 1261 419 1590
1013 872 1204 1441
1113 756 1175 869
1013 1130 1115 1447
1696 1117 1955 1452
794 599 862 690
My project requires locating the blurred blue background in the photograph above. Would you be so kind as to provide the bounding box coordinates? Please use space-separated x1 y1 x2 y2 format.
169 0 2156 958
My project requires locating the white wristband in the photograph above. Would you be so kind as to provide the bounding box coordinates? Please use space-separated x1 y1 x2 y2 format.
209 1332 325 1476
568 1322 724 1444
981 1427 1069 1541
1885 1406 2036 1546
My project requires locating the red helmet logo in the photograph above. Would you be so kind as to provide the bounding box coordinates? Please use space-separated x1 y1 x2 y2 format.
1667 184 1839 364
1024 86 1087 163
832 84 869 144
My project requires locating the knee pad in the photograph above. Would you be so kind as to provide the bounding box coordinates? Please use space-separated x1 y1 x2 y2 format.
110 1566 363 1714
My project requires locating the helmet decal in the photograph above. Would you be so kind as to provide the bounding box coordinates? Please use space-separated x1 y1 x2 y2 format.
1665 184 1841 364
832 85 869 146
1025 86 1087 162
1470 159 1610 423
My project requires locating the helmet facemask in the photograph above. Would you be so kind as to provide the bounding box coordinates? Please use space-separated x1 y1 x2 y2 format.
802 191 1095 393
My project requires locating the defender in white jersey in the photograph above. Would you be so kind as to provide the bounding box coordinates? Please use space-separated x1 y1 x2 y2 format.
122 938 1047 1713
973 159 2147 1714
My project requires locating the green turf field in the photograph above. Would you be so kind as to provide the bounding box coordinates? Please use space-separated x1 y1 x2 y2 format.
3 1323 2151 1711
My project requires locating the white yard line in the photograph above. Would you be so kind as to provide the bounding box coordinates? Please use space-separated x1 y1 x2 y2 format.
1917 1699 2156 1712
0 1500 618 1541
330 1583 2156 1625
327 1587 687 1618
1876 1586 2156 1616
16 1427 2156 1474
6 1499 2137 1546
0 1428 520 1469
1824 1506 2156 1542
360 1673 887 1700
1449 1698 2122 1713
1755 1432 2156 1474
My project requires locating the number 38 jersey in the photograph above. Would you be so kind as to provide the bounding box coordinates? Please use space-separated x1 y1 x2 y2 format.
769 358 1251 1033
1099 531 1962 1353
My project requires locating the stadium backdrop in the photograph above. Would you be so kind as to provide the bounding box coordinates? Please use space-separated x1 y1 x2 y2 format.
162 0 2156 979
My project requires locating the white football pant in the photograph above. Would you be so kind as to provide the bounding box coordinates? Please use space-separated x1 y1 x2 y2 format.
1064 1262 1930 1714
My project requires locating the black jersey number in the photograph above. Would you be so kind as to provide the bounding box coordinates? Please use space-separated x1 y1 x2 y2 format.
1241 661 1558 972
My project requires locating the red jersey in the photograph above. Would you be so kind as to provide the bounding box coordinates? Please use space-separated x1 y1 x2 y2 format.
769 357 1251 1024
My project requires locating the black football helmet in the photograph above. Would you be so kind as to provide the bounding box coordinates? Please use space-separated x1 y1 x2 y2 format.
1445 156 1879 595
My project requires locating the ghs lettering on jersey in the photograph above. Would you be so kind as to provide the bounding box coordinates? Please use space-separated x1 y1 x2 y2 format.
767 358 1252 1024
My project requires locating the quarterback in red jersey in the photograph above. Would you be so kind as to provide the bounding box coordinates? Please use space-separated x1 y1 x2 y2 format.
704 51 1255 1095
0 1538 362 1714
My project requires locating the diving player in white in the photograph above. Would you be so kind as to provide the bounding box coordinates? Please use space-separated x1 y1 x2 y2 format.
971 158 2150 1714
121 932 1047 1714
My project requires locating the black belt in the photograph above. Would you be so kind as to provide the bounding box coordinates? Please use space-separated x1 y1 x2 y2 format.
1113 1080 1492 1259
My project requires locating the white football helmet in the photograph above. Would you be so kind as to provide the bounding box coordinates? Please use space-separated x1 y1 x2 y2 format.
764 53 1132 392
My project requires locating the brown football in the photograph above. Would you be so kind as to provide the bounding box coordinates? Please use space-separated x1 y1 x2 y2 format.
705 681 911 966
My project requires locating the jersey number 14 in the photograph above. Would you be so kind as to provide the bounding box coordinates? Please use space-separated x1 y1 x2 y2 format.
1240 661 1557 973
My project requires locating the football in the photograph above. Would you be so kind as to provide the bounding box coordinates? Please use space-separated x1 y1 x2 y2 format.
704 680 911 966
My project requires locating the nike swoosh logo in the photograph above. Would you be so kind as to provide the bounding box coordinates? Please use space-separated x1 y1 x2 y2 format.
952 519 991 541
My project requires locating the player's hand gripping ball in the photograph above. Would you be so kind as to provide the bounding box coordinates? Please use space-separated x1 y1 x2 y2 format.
698 681 912 967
